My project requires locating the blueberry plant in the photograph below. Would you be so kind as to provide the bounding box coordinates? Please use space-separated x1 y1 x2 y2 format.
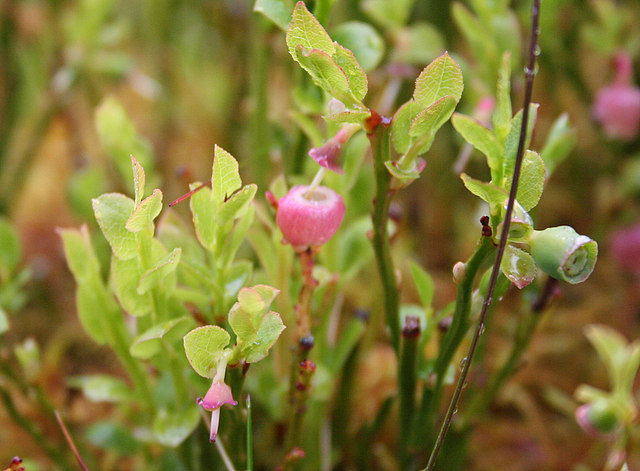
4 0 640 470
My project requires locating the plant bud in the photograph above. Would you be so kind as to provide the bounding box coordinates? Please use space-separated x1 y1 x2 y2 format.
276 185 345 250
593 53 640 140
529 226 597 284
575 399 619 438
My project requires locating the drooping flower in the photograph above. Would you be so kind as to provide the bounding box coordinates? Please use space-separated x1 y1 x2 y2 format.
593 53 640 140
308 124 360 174
197 380 237 442
276 185 345 250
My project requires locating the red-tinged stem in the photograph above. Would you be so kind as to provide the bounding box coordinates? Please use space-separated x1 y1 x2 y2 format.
169 180 211 207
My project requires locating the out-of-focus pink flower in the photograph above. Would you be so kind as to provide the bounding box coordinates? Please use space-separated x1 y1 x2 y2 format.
276 185 345 250
197 380 237 442
593 53 640 140
609 222 640 274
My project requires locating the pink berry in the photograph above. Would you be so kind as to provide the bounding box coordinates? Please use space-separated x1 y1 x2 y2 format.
276 185 345 250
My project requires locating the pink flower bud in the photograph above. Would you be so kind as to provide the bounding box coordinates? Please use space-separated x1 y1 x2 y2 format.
575 400 619 439
196 380 237 442
593 53 640 140
276 185 345 250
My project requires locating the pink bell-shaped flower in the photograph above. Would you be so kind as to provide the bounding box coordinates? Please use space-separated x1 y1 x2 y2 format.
276 185 345 250
197 380 237 442
308 124 359 174
593 53 640 140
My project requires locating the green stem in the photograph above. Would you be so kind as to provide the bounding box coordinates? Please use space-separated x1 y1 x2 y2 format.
246 395 253 471
369 121 400 353
398 318 420 469
411 236 495 446
463 277 556 426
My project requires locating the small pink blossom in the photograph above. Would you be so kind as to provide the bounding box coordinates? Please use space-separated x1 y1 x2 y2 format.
308 124 359 174
593 53 640 140
197 381 237 442
276 185 345 250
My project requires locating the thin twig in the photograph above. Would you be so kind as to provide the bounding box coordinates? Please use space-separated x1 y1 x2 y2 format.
215 438 237 471
54 410 90 471
423 1 541 469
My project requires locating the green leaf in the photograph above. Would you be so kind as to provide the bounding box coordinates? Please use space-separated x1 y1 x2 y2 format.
231 310 286 364
391 100 422 154
59 226 101 284
362 0 415 29
507 150 545 212
212 145 242 206
111 255 152 317
323 109 371 125
0 217 20 275
0 307 8 335
130 317 195 359
501 103 539 190
137 248 182 295
408 95 458 148
500 245 536 289
153 407 200 448
183 326 231 378
95 96 155 189
294 46 352 104
131 155 145 206
76 284 110 344
86 421 140 455
216 184 257 229
125 189 163 233
540 113 576 176
190 184 215 250
254 0 294 30
93 193 137 260
332 43 368 102
451 3 498 85
70 375 134 403
451 113 503 176
286 1 335 60
394 22 445 66
460 173 508 207
224 261 253 299
409 261 435 309
493 51 512 141
384 159 424 188
413 52 463 108
252 285 280 307
331 21 384 72
237 288 266 316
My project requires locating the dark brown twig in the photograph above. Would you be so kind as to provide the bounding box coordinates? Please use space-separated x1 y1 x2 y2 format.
423 1 542 468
